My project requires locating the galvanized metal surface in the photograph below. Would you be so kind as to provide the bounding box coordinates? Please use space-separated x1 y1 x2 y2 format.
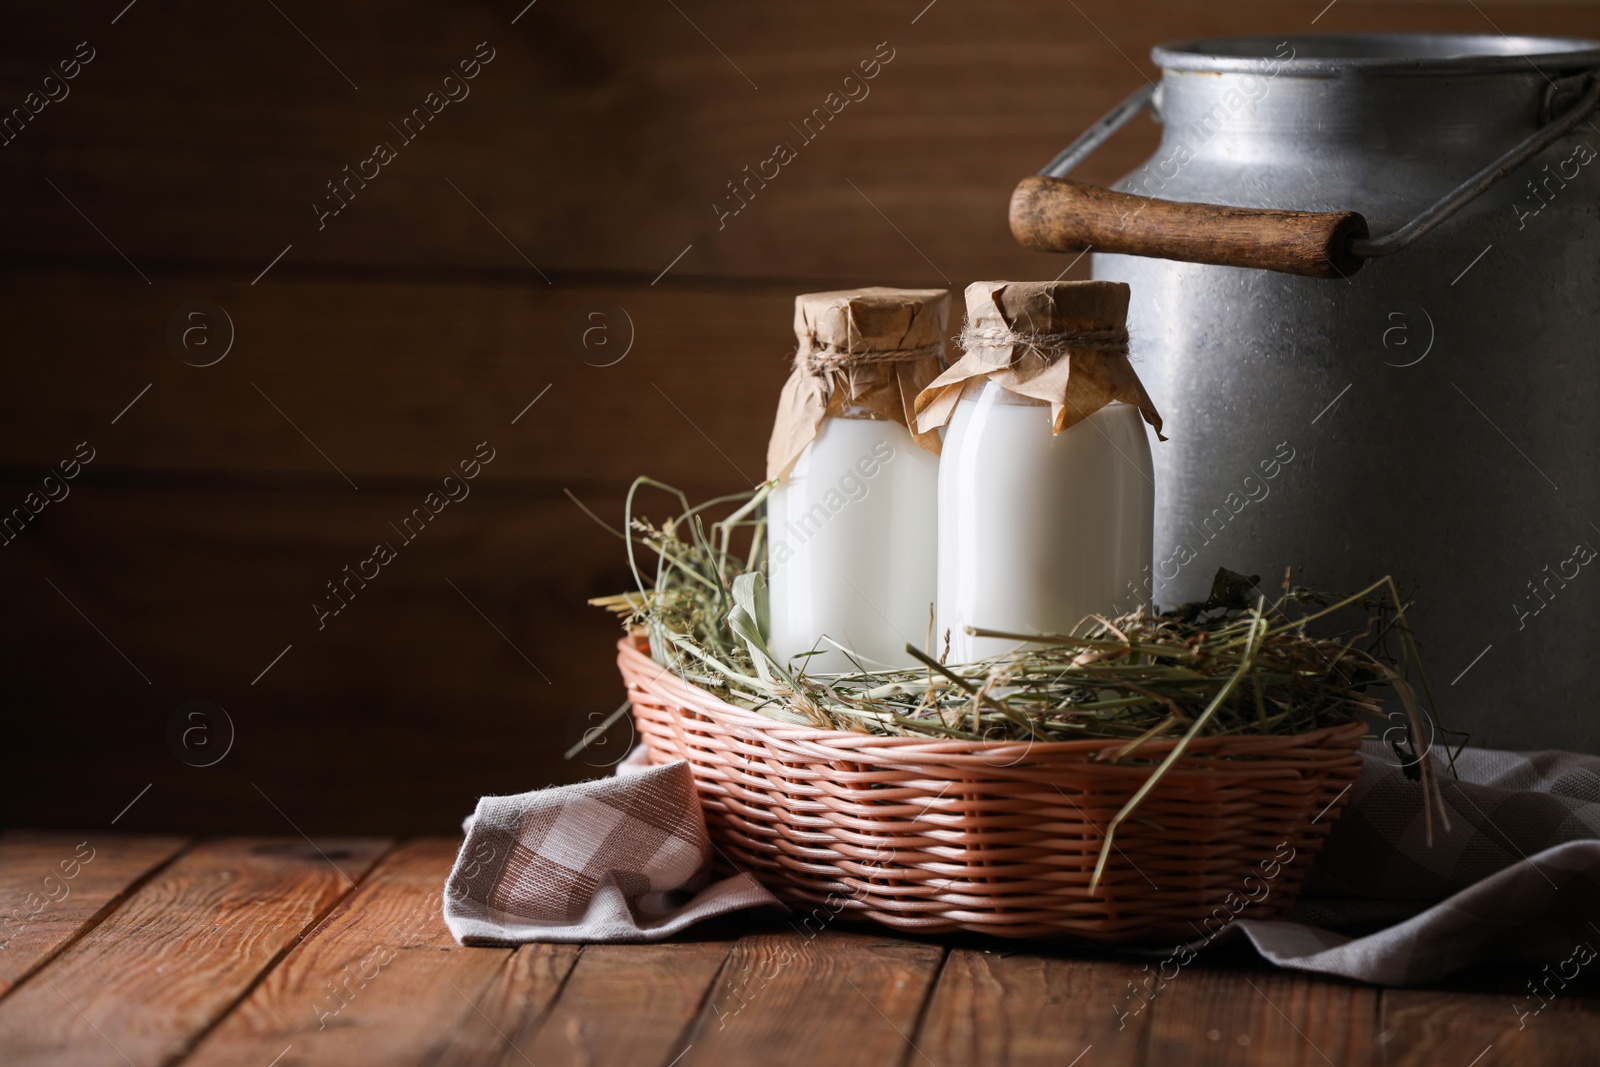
1085 34 1600 751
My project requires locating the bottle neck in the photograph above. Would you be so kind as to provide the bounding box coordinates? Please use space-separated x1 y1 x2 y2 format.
828 401 890 420
958 379 1047 408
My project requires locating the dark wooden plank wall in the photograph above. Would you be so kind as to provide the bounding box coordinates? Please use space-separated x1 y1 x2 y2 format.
7 0 1600 833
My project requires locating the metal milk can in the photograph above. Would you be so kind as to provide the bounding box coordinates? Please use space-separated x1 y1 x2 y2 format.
1010 34 1600 752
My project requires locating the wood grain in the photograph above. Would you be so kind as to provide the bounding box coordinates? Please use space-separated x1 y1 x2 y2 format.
0 272 793 485
916 949 1150 1067
0 832 187 997
4 481 650 834
1009 177 1369 279
427 941 592 1067
0 836 388 1067
9 833 1600 1067
12 0 1600 831
8 2 1599 284
1380 984 1600 1066
679 929 945 1067
183 839 559 1067
446 941 733 1067
1141 964 1377 1066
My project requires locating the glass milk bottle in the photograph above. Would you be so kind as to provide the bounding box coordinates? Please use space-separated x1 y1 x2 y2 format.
915 280 1163 662
766 287 949 674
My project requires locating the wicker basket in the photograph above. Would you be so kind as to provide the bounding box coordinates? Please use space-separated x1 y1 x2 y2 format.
618 636 1366 943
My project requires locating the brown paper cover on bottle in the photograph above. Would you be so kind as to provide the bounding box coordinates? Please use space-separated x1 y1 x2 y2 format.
766 286 951 481
913 280 1164 439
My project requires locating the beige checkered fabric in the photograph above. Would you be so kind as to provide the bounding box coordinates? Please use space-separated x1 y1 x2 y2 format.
444 760 780 944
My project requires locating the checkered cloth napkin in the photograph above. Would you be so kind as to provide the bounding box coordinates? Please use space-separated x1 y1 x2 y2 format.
1225 741 1600 984
443 759 779 944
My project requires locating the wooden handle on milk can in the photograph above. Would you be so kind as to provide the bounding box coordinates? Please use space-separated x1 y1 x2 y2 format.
1009 176 1371 279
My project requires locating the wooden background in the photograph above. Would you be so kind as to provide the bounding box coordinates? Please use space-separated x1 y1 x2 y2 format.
7 0 1600 833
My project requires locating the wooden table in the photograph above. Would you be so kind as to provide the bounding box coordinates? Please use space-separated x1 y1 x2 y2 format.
3 833 1596 1066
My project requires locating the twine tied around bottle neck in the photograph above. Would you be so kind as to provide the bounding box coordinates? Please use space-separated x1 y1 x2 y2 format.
770 286 953 481
956 321 1130 365
800 338 947 376
913 279 1162 441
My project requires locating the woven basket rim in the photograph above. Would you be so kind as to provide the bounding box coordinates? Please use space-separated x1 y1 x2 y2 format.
618 635 1371 759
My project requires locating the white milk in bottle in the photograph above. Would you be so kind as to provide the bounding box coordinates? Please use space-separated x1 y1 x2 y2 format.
766 287 950 674
915 280 1163 662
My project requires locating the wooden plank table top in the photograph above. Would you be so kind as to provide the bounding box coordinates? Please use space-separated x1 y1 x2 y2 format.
2 832 1595 1067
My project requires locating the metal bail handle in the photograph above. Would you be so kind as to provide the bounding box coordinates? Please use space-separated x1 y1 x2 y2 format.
1011 74 1600 279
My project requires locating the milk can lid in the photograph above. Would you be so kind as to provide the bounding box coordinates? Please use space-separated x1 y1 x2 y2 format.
1153 33 1600 76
